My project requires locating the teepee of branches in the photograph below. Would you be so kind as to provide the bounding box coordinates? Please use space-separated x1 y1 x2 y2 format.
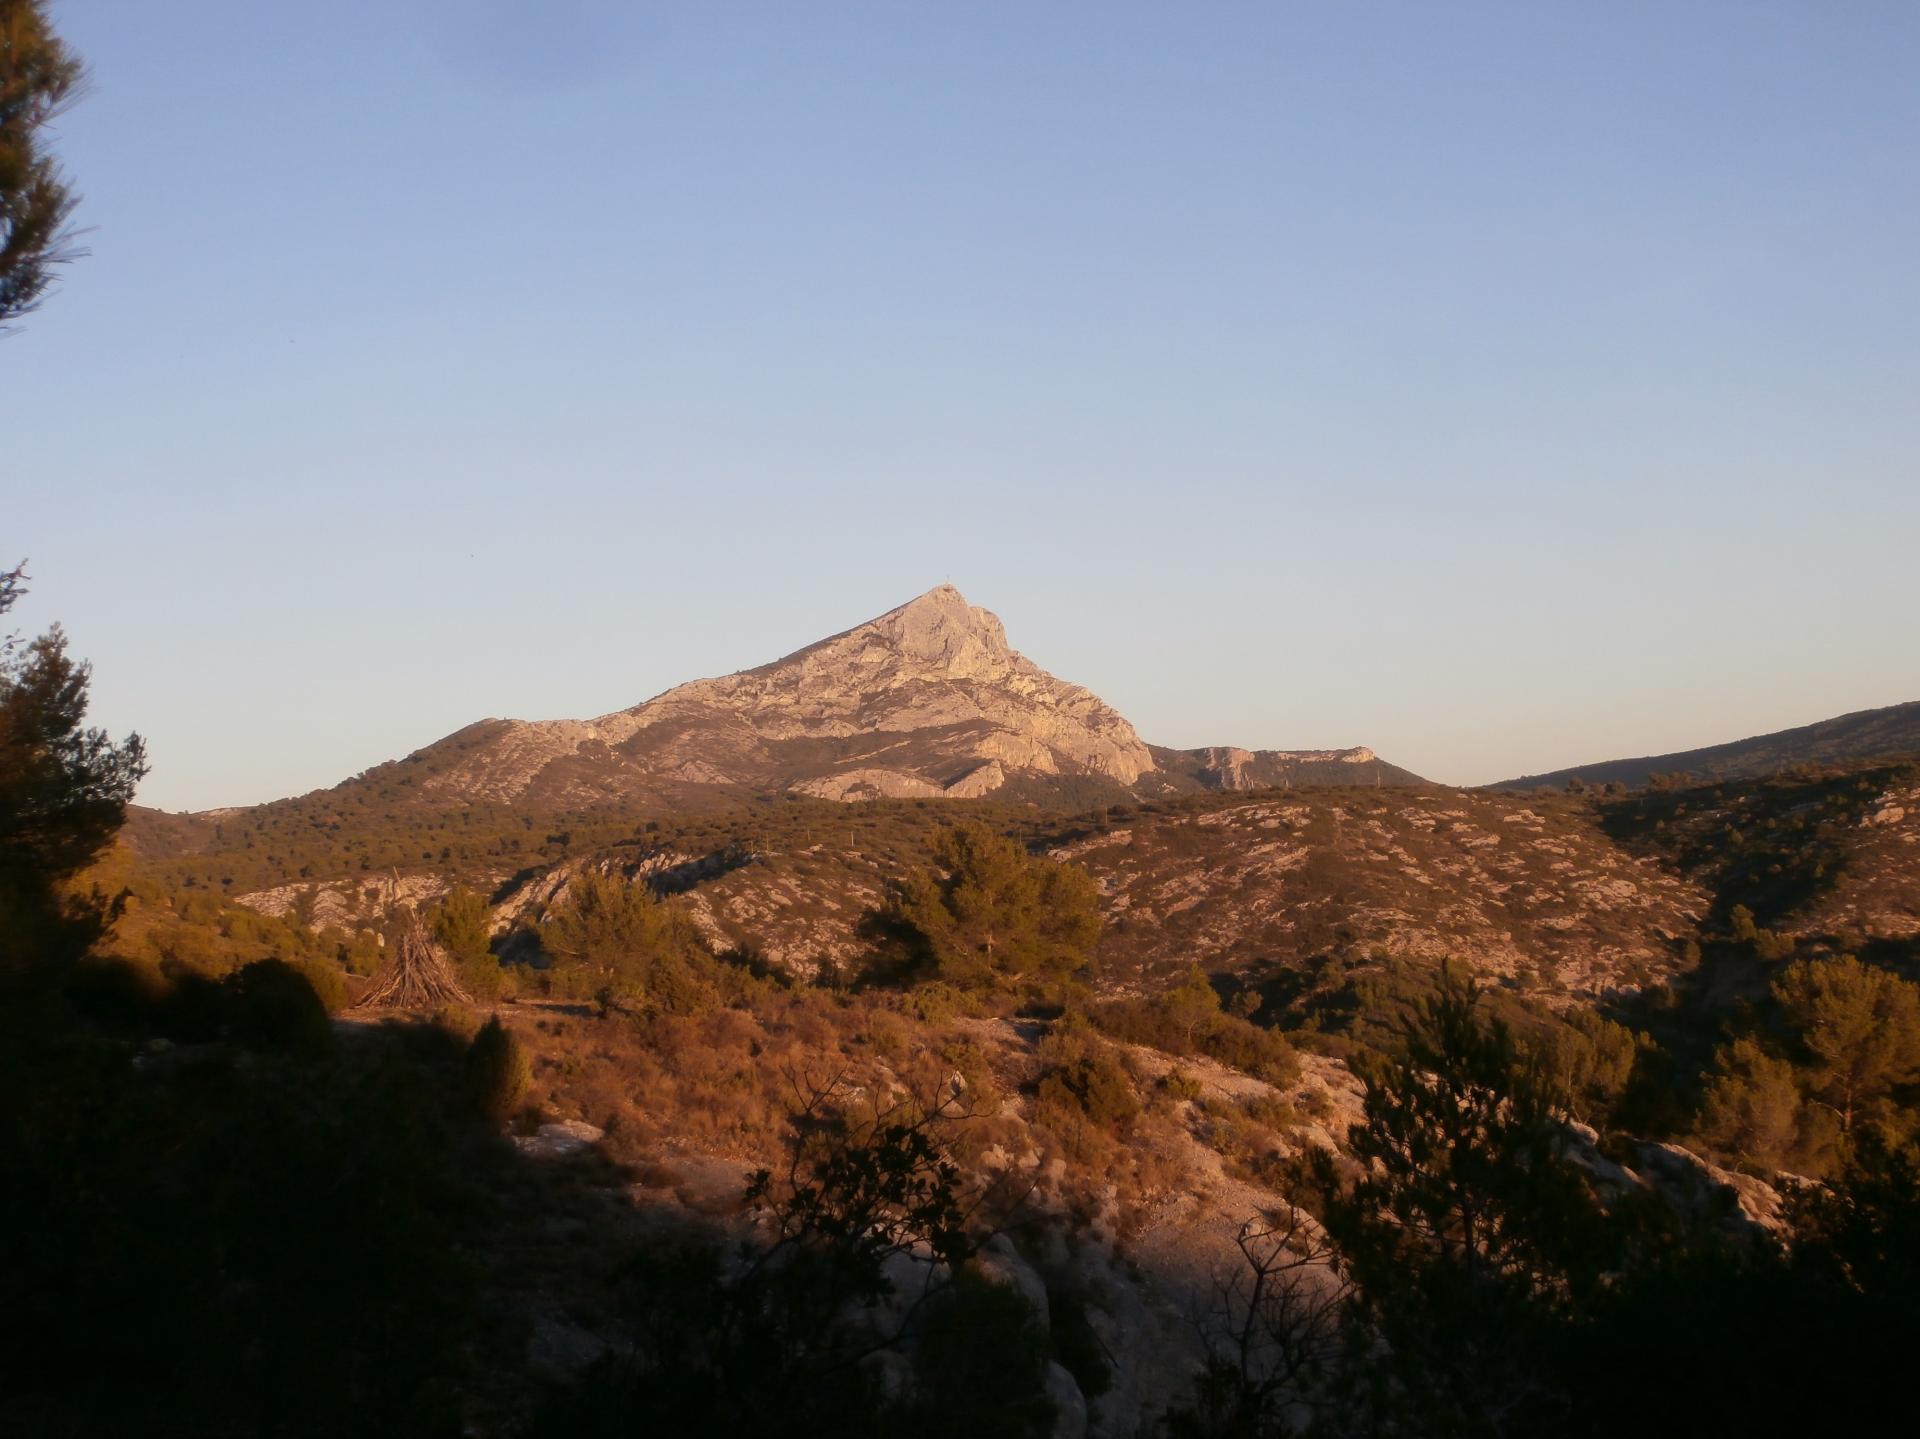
357 897 472 1010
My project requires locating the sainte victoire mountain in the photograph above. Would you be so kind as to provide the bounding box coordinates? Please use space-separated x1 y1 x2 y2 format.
279 584 1421 815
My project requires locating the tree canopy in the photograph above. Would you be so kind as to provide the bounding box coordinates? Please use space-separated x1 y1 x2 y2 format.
888 822 1101 990
0 0 85 328
1298 965 1613 1436
0 564 147 968
1698 952 1920 1175
539 868 712 1014
429 884 502 999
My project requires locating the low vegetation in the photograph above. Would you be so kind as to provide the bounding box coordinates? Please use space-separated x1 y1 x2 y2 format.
9 554 1920 1433
879 820 1102 993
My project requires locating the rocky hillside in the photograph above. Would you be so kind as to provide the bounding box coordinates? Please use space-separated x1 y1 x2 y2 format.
562 787 1703 1003
1150 743 1426 791
1490 698 1920 791
1595 759 1920 960
216 784 1677 1003
1058 789 1705 1001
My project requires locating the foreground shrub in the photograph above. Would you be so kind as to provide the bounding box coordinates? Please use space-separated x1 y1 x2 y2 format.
0 991 489 1435
538 1073 1041 1435
904 1271 1056 1438
1093 968 1298 1086
290 956 350 1013
465 1015 530 1124
1037 1020 1140 1132
224 958 334 1058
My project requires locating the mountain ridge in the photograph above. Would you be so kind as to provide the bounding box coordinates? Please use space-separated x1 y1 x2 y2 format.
401 584 1158 806
151 585 1420 822
1488 699 1920 792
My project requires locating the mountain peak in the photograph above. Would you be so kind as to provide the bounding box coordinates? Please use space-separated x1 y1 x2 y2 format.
858 584 1010 672
252 583 1416 811
403 584 1157 804
906 581 967 606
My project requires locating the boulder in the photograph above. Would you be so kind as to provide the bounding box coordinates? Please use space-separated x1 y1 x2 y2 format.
972 1233 1051 1331
1045 1360 1089 1439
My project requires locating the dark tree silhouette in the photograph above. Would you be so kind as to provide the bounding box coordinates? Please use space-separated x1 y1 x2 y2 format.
1296 964 1614 1437
0 0 86 328
1163 1204 1349 1438
0 563 147 968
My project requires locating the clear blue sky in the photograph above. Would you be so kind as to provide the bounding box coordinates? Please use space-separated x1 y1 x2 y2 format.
7 1 1918 810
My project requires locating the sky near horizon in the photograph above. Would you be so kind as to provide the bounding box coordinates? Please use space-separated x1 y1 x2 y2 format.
5 2 1918 811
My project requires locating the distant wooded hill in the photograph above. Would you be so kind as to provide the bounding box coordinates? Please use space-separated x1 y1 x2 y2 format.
1489 700 1920 791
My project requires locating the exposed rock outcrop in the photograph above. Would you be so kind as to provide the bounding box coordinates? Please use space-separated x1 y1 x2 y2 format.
1186 745 1383 791
413 585 1158 806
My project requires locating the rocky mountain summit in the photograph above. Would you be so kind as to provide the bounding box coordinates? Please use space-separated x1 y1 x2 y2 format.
351 585 1410 811
407 585 1153 806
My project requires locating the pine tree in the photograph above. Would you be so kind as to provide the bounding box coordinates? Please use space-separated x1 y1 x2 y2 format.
540 869 710 1013
1774 955 1920 1138
1166 965 1223 1050
0 564 147 969
1 0 86 328
890 823 1100 989
1697 1037 1812 1172
430 884 502 999
1537 1009 1641 1128
1299 964 1612 1436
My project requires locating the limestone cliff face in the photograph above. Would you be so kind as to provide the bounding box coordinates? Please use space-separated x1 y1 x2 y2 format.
1187 744 1382 791
419 586 1155 805
629 585 1153 786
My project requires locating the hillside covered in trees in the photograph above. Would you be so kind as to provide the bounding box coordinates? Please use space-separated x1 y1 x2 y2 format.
1490 699 1920 792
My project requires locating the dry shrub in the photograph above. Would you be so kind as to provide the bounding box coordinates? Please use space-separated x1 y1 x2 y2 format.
432 1002 482 1041
1130 1137 1193 1198
1035 1017 1140 1134
858 1007 911 1059
697 1005 763 1056
788 1004 839 1052
465 1016 530 1125
939 1038 1003 1114
1160 1066 1205 1103
1199 1095 1291 1184
1033 1101 1117 1174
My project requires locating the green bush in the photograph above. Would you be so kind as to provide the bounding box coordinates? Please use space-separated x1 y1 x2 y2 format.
897 979 983 1024
1161 1066 1205 1103
1092 969 1298 1087
223 959 334 1059
430 886 493 962
456 952 505 1002
465 1016 530 1125
431 886 504 1000
886 823 1101 990
540 871 714 1015
291 957 350 1014
1038 1041 1139 1132
1730 904 1796 962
